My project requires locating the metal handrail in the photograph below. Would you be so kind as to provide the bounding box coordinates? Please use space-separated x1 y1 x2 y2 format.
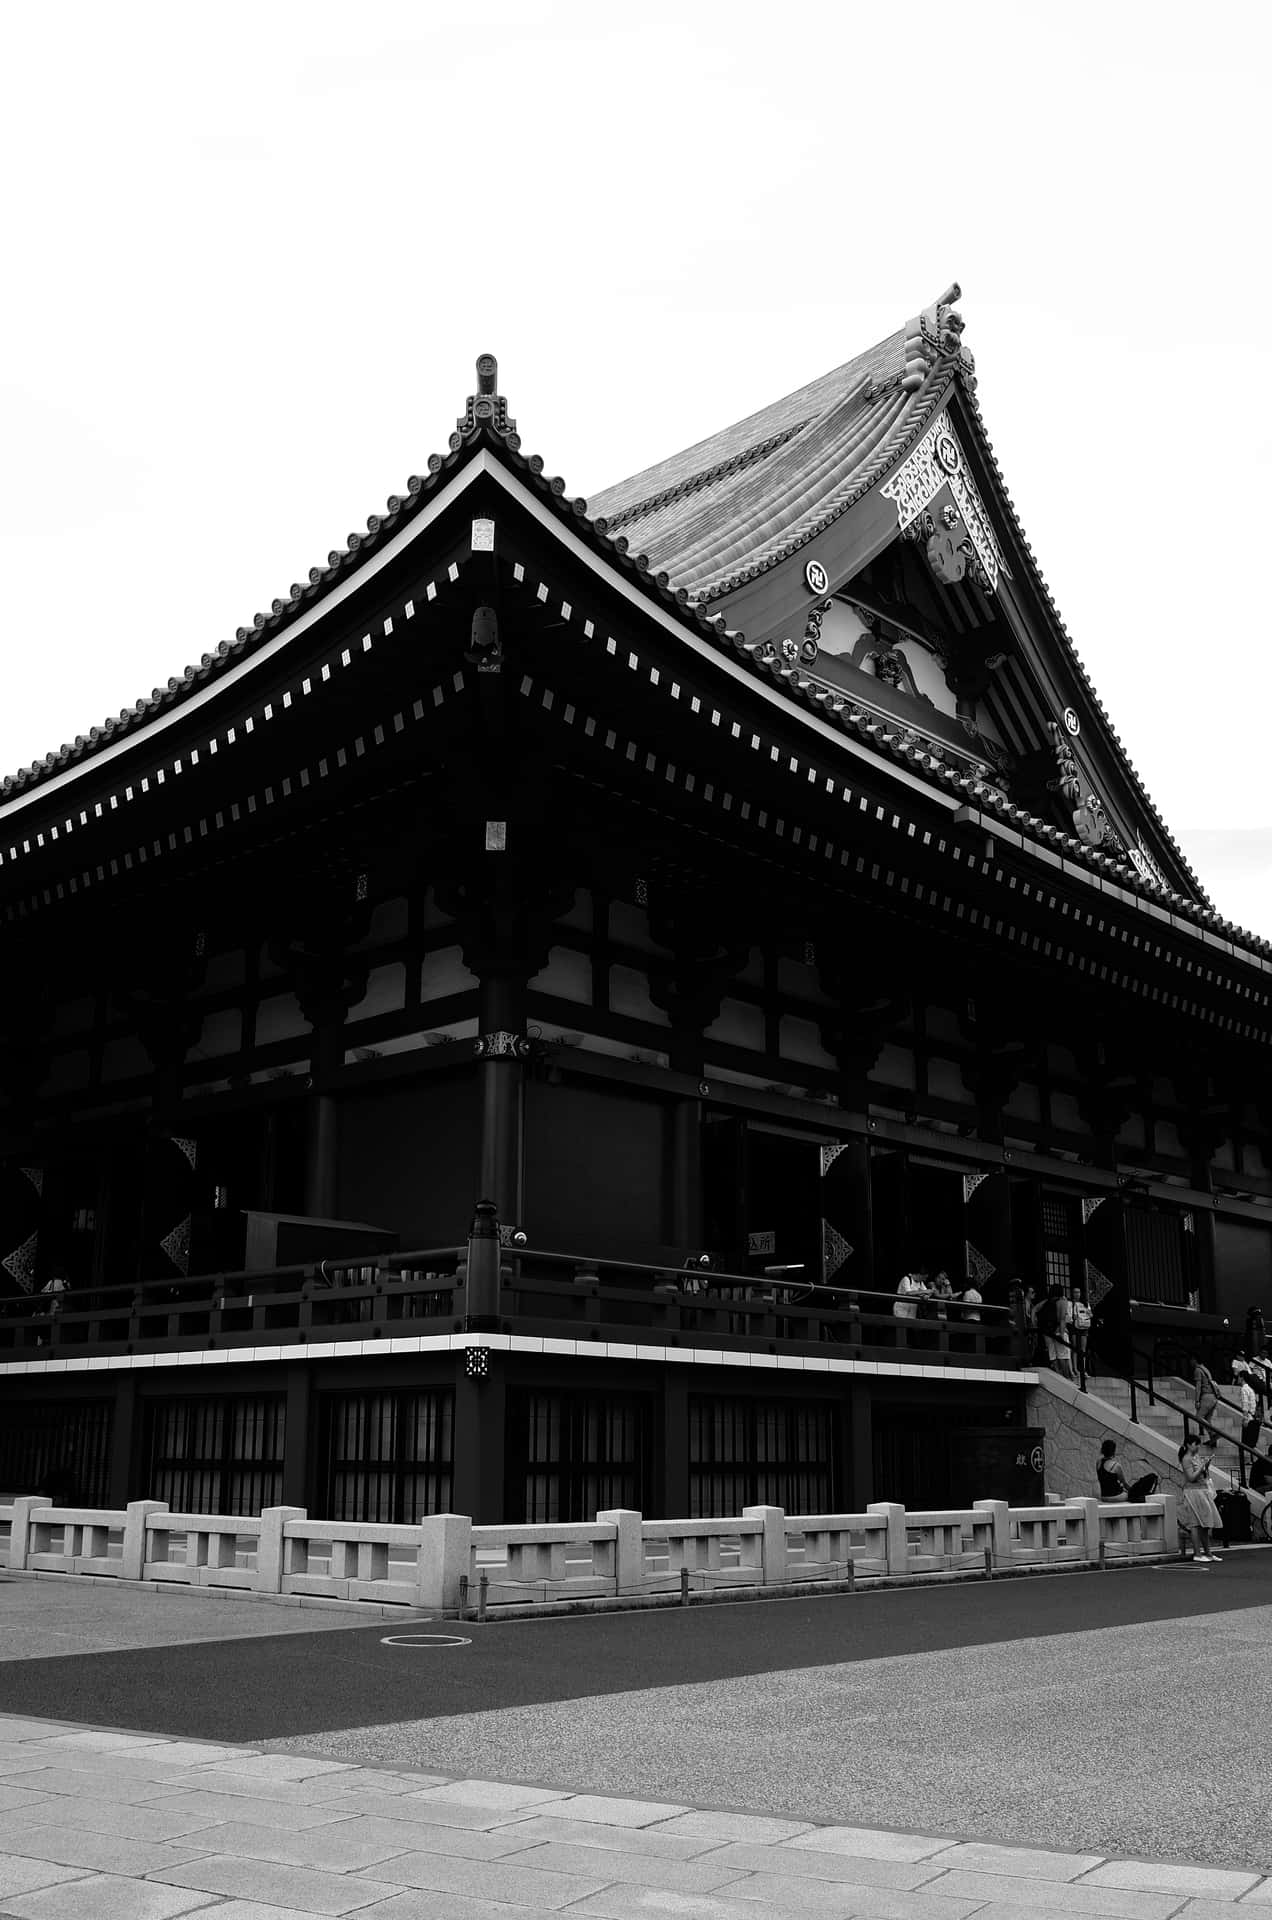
1048 1323 1271 1490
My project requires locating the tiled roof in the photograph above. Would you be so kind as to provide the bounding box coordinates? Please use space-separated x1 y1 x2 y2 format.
589 330 923 602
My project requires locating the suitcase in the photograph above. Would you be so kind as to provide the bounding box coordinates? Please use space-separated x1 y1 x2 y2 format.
1216 1489 1252 1547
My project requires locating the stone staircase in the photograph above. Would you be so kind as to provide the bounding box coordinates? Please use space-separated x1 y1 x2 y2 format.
1080 1373 1246 1485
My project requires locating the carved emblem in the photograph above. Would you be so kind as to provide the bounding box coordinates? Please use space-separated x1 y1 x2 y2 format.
473 1031 529 1058
1063 707 1081 736
805 559 830 595
881 411 1004 592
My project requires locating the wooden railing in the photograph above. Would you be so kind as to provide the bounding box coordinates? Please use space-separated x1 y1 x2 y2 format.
0 1240 1023 1371
0 1490 1179 1615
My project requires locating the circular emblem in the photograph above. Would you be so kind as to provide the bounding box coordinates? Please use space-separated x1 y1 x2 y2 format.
1030 1445 1045 1475
1063 707 1081 736
925 527 967 585
804 559 830 595
934 431 961 475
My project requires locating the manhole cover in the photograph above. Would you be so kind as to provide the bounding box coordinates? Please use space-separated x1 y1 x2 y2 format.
380 1632 472 1648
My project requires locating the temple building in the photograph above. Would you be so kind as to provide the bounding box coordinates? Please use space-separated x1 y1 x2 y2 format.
2 288 1270 1524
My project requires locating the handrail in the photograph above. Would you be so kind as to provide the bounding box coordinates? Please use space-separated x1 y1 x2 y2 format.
1047 1322 1271 1490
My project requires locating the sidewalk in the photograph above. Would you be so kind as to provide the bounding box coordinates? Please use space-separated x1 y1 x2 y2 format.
0 1712 1267 1919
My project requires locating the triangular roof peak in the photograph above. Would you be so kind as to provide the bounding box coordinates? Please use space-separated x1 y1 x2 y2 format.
590 286 973 603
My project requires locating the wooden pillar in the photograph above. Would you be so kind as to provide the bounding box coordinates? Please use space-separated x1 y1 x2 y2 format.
451 1365 506 1523
849 1387 873 1509
304 1094 339 1220
662 1371 690 1518
282 1363 311 1510
668 1097 702 1251
107 1378 138 1506
476 976 525 1226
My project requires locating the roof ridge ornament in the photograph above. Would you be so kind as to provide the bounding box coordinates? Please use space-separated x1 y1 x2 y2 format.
453 353 520 451
901 282 976 393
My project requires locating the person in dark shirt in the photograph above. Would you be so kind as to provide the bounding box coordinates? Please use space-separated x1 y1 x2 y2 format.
1096 1438 1159 1503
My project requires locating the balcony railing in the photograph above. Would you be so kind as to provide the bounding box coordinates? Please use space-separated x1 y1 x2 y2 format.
0 1239 1024 1370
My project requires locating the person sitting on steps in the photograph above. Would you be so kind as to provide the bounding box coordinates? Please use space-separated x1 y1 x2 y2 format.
1095 1438 1159 1503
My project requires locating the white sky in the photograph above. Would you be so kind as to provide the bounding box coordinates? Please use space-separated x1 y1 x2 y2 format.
2 1 1269 932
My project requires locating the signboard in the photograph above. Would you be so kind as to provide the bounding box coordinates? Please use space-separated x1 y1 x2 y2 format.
747 1230 776 1257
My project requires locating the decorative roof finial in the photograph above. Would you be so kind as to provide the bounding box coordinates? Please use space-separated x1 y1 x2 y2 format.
901 283 975 393
453 354 519 451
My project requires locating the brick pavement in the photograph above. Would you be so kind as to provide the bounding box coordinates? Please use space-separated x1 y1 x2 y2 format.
0 1714 1267 1919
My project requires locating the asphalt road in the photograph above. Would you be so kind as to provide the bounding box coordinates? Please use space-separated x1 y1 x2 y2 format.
1 1553 1269 1743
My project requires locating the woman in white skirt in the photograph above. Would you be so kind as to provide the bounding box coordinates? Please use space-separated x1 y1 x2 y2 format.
1178 1438 1223 1563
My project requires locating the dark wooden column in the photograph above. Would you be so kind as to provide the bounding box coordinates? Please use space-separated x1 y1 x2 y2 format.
272 880 371 1221
647 889 748 1079
817 963 909 1290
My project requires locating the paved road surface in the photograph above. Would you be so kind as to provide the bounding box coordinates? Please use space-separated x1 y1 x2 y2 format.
3 1554 1271 1870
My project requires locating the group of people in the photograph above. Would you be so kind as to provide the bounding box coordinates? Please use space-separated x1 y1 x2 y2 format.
892 1266 982 1321
1016 1281 1092 1378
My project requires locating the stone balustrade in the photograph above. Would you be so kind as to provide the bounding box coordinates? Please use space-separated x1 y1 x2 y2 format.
0 1489 1180 1614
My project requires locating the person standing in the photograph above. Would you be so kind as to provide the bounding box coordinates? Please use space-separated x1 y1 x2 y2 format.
1191 1354 1219 1434
893 1268 929 1320
1236 1367 1262 1452
1037 1285 1073 1379
1178 1437 1223 1563
1070 1286 1093 1378
960 1277 983 1323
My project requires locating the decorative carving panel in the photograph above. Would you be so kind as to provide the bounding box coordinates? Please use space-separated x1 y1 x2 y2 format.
881 411 1003 592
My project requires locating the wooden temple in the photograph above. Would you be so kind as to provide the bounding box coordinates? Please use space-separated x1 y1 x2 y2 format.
2 289 1270 1523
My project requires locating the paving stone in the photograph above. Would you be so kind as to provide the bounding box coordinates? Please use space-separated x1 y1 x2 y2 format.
301 1790 503 1825
172 1815 419 1872
335 1847 612 1910
931 1842 1105 1881
273 1813 542 1862
473 1840 747 1894
368 1893 575 1920
14 1798 228 1844
144 1788 354 1831
306 1768 450 1798
1081 1862 1261 1898
0 1859 86 1897
1174 1900 1272 1917
119 1742 247 1768
788 1827 954 1864
0 1874 219 1919
318 1796 541 1833
148 1770 329 1804
0 1824 204 1878
569 1888 871 1920
5 1767 176 1804
699 1841 947 1889
651 1813 815 1845
927 1869 1184 1916
150 1853 399 1914
553 1795 692 1827
696 1874 985 1917
0 1721 77 1743
36 1732 172 1756
198 1754 357 1783
500 1814 720 1860
413 1777 572 1811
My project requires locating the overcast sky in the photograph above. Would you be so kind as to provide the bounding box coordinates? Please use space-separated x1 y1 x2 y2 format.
2 2 1269 933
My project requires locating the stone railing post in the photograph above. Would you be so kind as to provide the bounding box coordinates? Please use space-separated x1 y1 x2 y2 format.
258 1506 307 1594
742 1505 788 1585
1155 1492 1179 1556
597 1508 644 1595
5 1496 52 1572
122 1500 169 1581
418 1513 473 1611
1066 1496 1103 1565
972 1498 1010 1568
866 1501 908 1576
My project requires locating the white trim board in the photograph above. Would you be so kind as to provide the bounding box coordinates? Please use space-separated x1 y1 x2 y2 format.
0 1333 1032 1388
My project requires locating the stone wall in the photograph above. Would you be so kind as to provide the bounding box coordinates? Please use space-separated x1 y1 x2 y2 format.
1028 1373 1186 1502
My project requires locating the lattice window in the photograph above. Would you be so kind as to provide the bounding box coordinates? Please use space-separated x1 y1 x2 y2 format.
1044 1248 1072 1292
0 1398 111 1504
510 1390 649 1524
1041 1195 1074 1241
146 1395 285 1515
688 1395 836 1518
322 1390 453 1524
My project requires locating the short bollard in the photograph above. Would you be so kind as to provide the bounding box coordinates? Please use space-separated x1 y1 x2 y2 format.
984 1545 993 1580
680 1566 689 1606
1098 1541 1107 1571
457 1574 469 1620
478 1572 489 1621
844 1558 855 1592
